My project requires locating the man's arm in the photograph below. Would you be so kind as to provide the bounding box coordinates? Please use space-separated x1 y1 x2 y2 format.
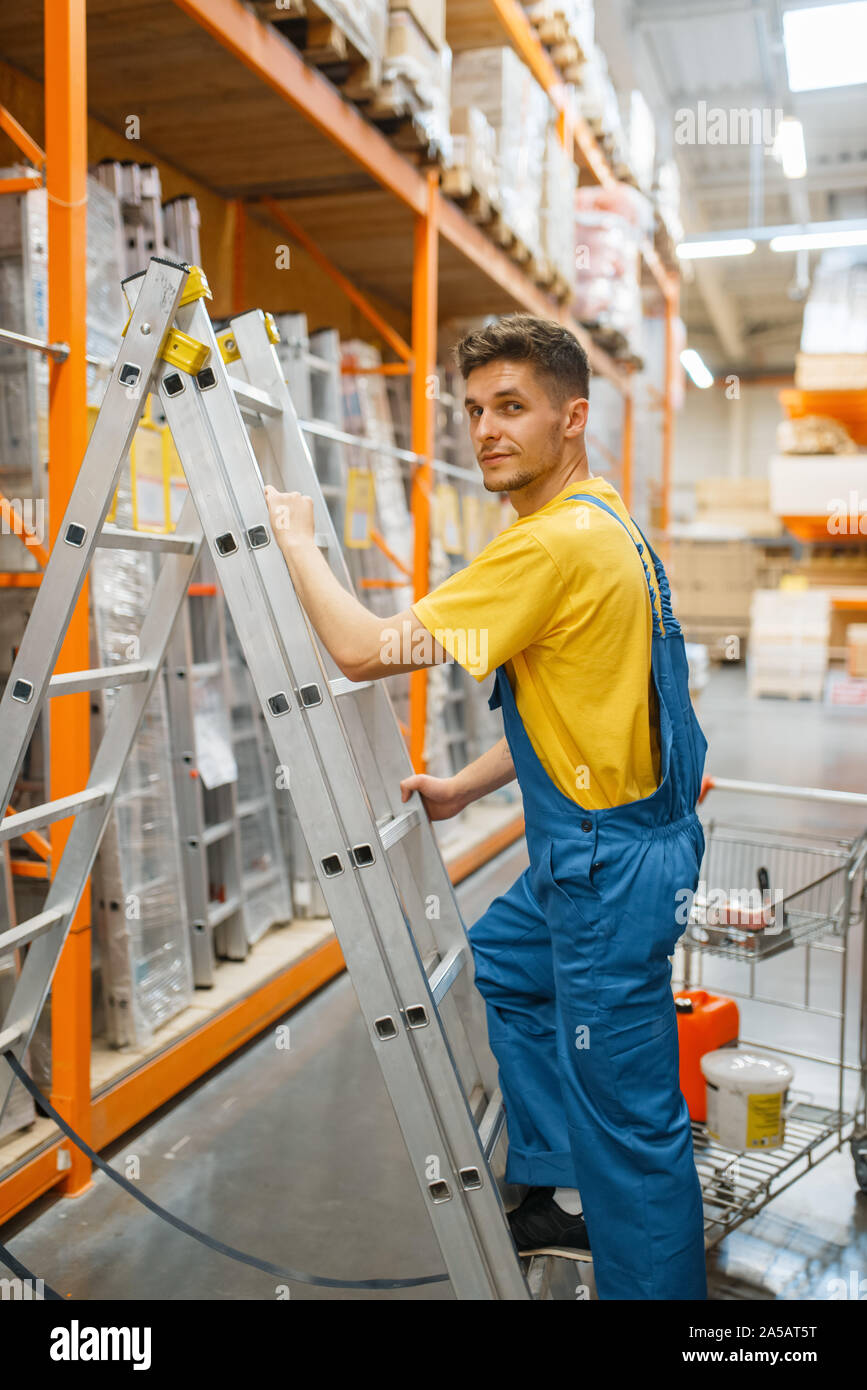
400 735 517 819
265 487 450 680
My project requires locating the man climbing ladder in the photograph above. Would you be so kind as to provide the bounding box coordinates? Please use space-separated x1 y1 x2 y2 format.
265 313 708 1300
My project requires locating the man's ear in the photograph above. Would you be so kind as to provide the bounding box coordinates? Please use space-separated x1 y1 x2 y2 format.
564 396 589 437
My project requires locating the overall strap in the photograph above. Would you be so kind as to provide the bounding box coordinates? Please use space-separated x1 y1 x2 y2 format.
567 492 670 636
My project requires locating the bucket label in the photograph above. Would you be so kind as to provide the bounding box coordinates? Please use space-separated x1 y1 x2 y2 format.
746 1091 783 1147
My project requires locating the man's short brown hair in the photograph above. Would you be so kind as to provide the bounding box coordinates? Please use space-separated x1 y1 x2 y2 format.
453 313 590 405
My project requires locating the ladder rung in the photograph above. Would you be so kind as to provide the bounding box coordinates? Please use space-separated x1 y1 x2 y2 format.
304 352 333 372
0 905 67 954
427 944 468 1005
0 1024 24 1053
0 789 107 844
191 661 222 679
236 796 268 818
314 532 330 551
477 1091 506 1161
48 662 151 696
243 865 282 895
99 526 198 554
208 895 241 927
201 819 235 847
378 808 420 850
227 375 282 417
329 676 374 698
230 725 259 743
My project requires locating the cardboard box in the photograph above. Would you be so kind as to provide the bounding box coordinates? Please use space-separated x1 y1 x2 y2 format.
847 624 867 678
389 0 444 50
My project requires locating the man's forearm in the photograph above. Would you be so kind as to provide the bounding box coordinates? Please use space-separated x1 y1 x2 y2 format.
281 537 381 675
453 736 517 805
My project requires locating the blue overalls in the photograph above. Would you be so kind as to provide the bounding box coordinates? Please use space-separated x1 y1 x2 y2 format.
469 493 709 1300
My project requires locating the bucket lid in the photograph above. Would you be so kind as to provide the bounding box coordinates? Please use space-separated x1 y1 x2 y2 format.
700 1048 794 1092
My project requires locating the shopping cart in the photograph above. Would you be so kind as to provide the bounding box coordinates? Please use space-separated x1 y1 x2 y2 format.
675 776 867 1249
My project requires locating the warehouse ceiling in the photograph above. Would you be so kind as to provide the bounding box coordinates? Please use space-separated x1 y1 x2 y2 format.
602 0 867 374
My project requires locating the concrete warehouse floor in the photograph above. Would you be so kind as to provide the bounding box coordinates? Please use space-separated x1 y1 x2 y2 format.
2 664 865 1301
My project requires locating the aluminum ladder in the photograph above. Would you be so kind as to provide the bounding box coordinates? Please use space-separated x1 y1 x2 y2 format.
0 255 533 1300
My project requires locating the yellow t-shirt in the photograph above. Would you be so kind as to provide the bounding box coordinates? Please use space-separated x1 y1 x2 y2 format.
411 477 662 810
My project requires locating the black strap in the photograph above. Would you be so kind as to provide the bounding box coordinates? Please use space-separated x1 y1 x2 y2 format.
0 1239 65 1300
2 1049 449 1291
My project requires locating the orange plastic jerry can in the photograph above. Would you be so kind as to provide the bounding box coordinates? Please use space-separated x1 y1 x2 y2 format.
675 989 739 1121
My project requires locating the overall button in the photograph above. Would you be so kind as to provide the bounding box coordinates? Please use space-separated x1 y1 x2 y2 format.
581 819 593 833
592 860 603 870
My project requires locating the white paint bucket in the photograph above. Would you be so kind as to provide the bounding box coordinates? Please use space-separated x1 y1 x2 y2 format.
700 1048 795 1152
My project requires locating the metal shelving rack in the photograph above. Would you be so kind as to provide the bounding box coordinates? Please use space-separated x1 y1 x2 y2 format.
0 0 680 1224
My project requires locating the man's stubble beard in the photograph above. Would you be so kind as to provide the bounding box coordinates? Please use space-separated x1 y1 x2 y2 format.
481 422 565 495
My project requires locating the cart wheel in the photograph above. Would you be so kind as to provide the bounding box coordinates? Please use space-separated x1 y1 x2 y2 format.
851 1135 867 1192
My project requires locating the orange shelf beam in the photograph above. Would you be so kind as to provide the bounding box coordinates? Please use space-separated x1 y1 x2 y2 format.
0 491 50 567
0 102 46 171
260 196 412 362
0 937 345 1224
172 0 428 215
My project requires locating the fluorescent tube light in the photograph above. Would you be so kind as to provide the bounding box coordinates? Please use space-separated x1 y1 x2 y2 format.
773 117 807 179
680 350 715 389
769 229 867 251
676 238 756 260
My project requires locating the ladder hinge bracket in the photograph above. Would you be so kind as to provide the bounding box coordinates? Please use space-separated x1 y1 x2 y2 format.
178 265 213 307
161 328 211 375
217 329 241 365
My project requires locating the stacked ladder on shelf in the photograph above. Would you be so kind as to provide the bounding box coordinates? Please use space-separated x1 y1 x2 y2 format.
0 256 538 1299
165 547 293 986
164 547 252 974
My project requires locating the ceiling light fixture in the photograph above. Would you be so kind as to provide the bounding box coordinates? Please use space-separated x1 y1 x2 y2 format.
773 117 807 179
680 350 715 389
769 229 867 251
676 238 757 260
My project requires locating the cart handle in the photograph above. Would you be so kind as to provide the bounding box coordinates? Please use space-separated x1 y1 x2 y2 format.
699 775 867 809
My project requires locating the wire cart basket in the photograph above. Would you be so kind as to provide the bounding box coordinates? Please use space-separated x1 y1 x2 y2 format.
674 777 867 1250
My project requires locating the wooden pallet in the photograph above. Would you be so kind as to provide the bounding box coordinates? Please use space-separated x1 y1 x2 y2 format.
525 5 589 72
528 249 556 291
254 0 380 89
439 167 495 225
550 270 572 304
748 683 824 701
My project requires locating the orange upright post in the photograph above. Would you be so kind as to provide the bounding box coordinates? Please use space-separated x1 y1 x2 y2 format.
409 171 438 773
45 0 93 1197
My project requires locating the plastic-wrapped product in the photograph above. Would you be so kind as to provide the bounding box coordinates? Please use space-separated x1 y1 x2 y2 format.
383 10 452 160
452 46 548 252
572 185 650 352
541 123 578 285
800 250 867 356
447 106 498 204
91 470 194 1048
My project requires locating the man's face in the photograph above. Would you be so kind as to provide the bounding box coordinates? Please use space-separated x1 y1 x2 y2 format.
463 360 586 495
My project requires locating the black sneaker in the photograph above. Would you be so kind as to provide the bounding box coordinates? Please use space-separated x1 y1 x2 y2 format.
507 1188 592 1262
